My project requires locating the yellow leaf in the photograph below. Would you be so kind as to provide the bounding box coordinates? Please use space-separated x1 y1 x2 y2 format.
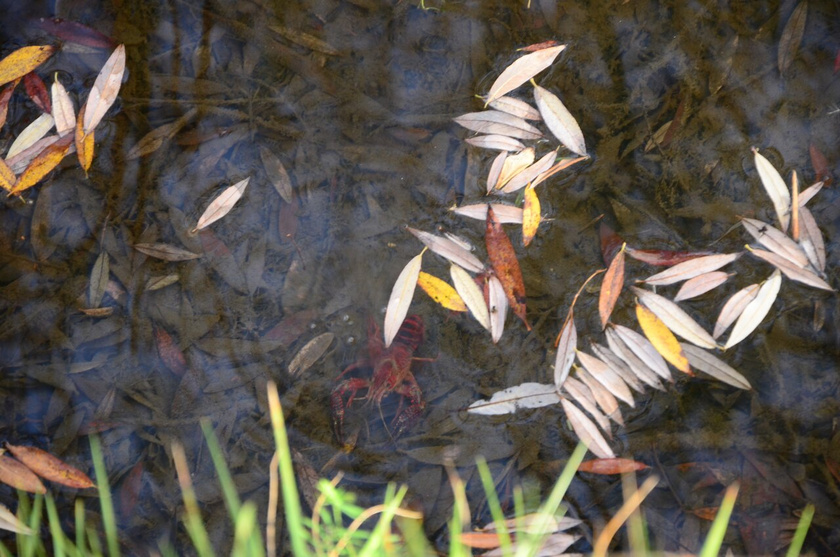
522 185 540 246
417 271 467 312
0 46 54 88
635 302 691 374
75 103 95 174
0 158 14 191
10 134 73 194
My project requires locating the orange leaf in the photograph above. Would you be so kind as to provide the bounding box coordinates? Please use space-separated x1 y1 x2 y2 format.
75 103 95 174
486 205 529 329
689 507 720 521
0 45 55 88
10 133 73 194
0 78 19 129
0 158 15 192
4 444 94 489
460 532 503 549
578 457 649 475
522 185 540 246
635 302 691 374
417 271 467 312
0 454 46 493
598 244 625 328
809 143 832 186
154 325 188 377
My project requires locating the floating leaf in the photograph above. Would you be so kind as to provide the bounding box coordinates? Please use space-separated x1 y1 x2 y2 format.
407 227 484 273
521 185 540 246
611 324 672 381
753 148 791 231
417 271 467 312
578 458 649 475
798 180 823 206
642 253 740 286
576 367 622 425
0 159 14 191
6 112 54 159
465 134 526 152
383 252 423 347
529 156 587 189
554 310 577 389
713 284 761 339
499 148 557 194
454 111 542 140
0 454 46 493
673 271 732 302
496 147 535 189
10 133 73 194
484 44 566 105
741 218 809 268
487 96 541 120
560 398 615 459
533 85 586 156
486 206 528 329
191 177 250 233
0 79 18 130
51 77 75 136
83 44 126 134
5 444 94 489
88 252 109 308
604 328 665 391
798 207 825 272
75 103 94 173
24 71 50 113
562 377 611 434
467 383 560 415
680 344 751 390
635 303 690 374
134 243 201 261
450 263 491 331
626 247 716 266
590 343 645 393
724 270 782 349
576 350 634 406
452 203 523 224
632 287 717 349
288 333 335 376
0 503 33 535
259 146 294 203
486 151 507 193
488 273 508 343
599 244 625 328
747 246 833 291
778 1 807 75
0 45 54 88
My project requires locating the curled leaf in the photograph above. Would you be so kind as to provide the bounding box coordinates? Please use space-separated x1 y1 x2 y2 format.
383 252 423 347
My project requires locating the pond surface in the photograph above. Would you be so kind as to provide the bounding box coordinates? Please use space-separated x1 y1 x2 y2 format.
0 0 839 554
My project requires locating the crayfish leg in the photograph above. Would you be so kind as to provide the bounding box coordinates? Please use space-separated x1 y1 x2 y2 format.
330 378 369 444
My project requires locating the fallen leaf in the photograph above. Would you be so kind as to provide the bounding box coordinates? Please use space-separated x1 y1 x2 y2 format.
562 377 611 433
467 383 560 415
519 40 564 52
383 252 423 347
0 159 14 191
488 273 508 343
499 149 557 194
778 1 807 75
451 263 491 331
0 503 33 535
6 112 55 159
191 177 250 233
713 284 761 339
417 271 467 312
576 367 622 425
632 287 717 349
590 343 645 393
0 45 54 88
83 44 126 134
134 243 201 261
641 253 741 286
809 144 831 186
0 454 46 493
88 252 109 308
578 458 649 475
288 333 335 376
154 325 188 376
599 244 625 328
75 103 94 173
32 18 116 49
486 151 507 193
407 227 484 273
529 155 587 188
533 84 587 156
144 274 179 291
10 133 73 194
626 247 716 266
118 461 143 518
451 203 523 224
0 79 18 129
741 218 809 268
610 324 673 382
724 270 782 349
126 108 198 160
465 134 526 152
747 246 833 291
485 45 566 105
554 310 577 389
486 206 528 329
673 271 733 302
560 398 615 459
680 344 751 390
798 180 823 206
635 303 690 374
521 185 540 246
487 96 541 120
269 24 340 56
599 222 623 266
51 78 76 136
576 350 635 406
454 110 542 140
24 72 50 113
260 145 294 203
496 147 535 189
753 148 791 231
604 328 665 391
5 444 94 489
798 206 825 272
791 170 799 241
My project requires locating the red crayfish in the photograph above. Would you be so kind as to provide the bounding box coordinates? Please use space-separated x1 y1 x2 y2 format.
331 315 426 443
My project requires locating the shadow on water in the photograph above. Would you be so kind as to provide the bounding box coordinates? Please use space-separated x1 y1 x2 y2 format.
0 0 839 553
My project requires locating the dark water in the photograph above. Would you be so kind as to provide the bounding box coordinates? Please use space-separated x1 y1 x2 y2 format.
0 0 839 554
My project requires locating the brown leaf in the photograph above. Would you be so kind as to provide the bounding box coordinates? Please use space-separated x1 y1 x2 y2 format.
0 79 18 129
0 454 46 493
10 133 73 194
625 247 716 266
578 458 648 475
599 244 625 328
118 461 143 518
809 143 832 186
0 46 54 88
599 222 623 266
126 108 198 160
134 242 201 261
32 18 116 49
260 145 294 203
486 206 528 329
4 444 94 489
778 1 807 75
154 325 188 377
24 72 50 113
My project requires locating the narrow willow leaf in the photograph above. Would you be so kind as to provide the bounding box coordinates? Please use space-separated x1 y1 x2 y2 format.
533 85 587 156
599 244 625 328
487 151 507 194
5 444 94 489
521 186 540 246
465 134 526 152
51 78 75 137
674 271 732 302
10 133 73 194
144 274 180 291
680 344 751 390
632 287 717 349
741 218 809 268
487 96 541 120
454 111 542 140
451 263 491 331
642 253 741 286
496 147 535 189
75 102 94 173
747 247 833 291
259 146 294 203
383 252 423 347
562 377 611 434
576 367 622 425
127 107 198 160
635 303 690 374
560 399 615 459
591 343 644 393
6 135 59 174
626 247 715 266
500 148 557 194
530 155 587 189
191 177 250 233
6 112 54 159
724 270 782 349
753 148 791 231
452 203 523 224
576 351 634 406
488 274 508 343
791 170 799 241
288 333 335 376
417 271 467 312
0 503 34 535
467 383 560 415
713 284 760 339
778 1 807 75
134 242 201 261
83 44 126 134
0 158 14 191
605 328 665 391
485 45 566 105
443 232 474 252
486 206 528 328
89 251 109 308
407 227 484 273
798 181 823 206
0 45 54 88
798 207 825 272
0 454 46 493
611 324 673 381
554 310 577 390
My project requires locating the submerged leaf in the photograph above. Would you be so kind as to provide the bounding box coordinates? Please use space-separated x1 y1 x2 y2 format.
467 383 560 415
778 1 807 75
134 243 201 261
88 252 109 308
533 85 586 156
576 367 622 425
486 206 528 329
578 458 649 475
451 263 491 331
417 271 467 312
5 444 94 489
0 454 46 494
724 270 782 349
485 45 566 105
599 244 625 328
0 503 33 535
753 148 791 231
635 303 690 374
288 333 335 376
259 146 294 203
192 177 250 233
383 252 423 347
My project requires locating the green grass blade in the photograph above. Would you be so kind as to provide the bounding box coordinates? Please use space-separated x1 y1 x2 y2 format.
171 441 216 557
358 484 406 557
89 435 119 557
45 494 65 557
232 501 263 557
22 492 43 557
699 481 739 557
199 418 242 518
475 457 513 556
74 499 86 554
786 503 815 557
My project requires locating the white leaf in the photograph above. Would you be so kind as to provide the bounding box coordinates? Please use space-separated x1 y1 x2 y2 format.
798 207 825 272
6 112 54 159
5 135 60 174
51 78 75 137
591 342 645 393
632 287 717 349
674 271 733 302
84 44 126 134
485 45 566 105
680 343 751 390
488 274 507 343
450 263 491 331
553 311 577 389
192 177 250 232
562 377 611 434
499 149 557 194
465 134 526 152
0 503 33 535
383 253 423 347
486 151 507 194
454 111 542 140
487 96 541 120
560 399 615 459
533 85 586 156
798 181 823 206
724 270 782 349
495 147 535 189
611 324 672 382
741 218 809 268
407 227 484 273
713 284 760 339
753 148 791 231
288 333 335 376
451 203 523 224
467 382 560 415
747 247 833 291
642 253 741 286
605 328 665 391
576 367 622 425
576 350 634 407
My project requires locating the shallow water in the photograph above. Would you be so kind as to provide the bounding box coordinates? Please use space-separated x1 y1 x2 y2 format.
0 0 839 553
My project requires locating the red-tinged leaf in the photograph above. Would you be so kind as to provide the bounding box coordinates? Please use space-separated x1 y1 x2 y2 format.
154 325 187 377
0 46 54 88
10 133 73 194
23 71 50 113
520 40 563 53
486 206 529 329
4 444 94 489
599 244 625 328
578 458 649 475
0 454 46 493
809 143 832 187
119 461 143 518
0 79 19 129
625 247 715 266
599 222 623 266
689 507 722 521
32 18 117 49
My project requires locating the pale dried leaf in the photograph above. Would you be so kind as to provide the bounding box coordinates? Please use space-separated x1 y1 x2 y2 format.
798 181 823 206
6 112 54 159
488 274 508 343
465 135 526 152
485 45 566 105
611 324 672 381
496 147 535 189
713 284 760 339
576 351 634 407
576 367 622 425
605 328 665 391
632 287 717 349
724 270 782 349
288 333 335 376
500 149 557 193
407 227 484 273
486 151 507 194
553 311 577 389
680 344 751 390
798 207 825 272
642 253 741 286
451 203 523 224
83 44 126 134
747 247 833 291
383 253 423 347
6 134 60 174
529 156 588 188
467 383 560 415
450 263 491 331
674 271 732 302
454 111 542 140
487 96 541 120
590 343 644 393
753 148 791 231
599 244 625 328
51 78 75 136
192 177 250 233
562 377 611 434
741 218 809 268
0 503 33 535
134 243 202 261
533 85 587 156
560 398 615 459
